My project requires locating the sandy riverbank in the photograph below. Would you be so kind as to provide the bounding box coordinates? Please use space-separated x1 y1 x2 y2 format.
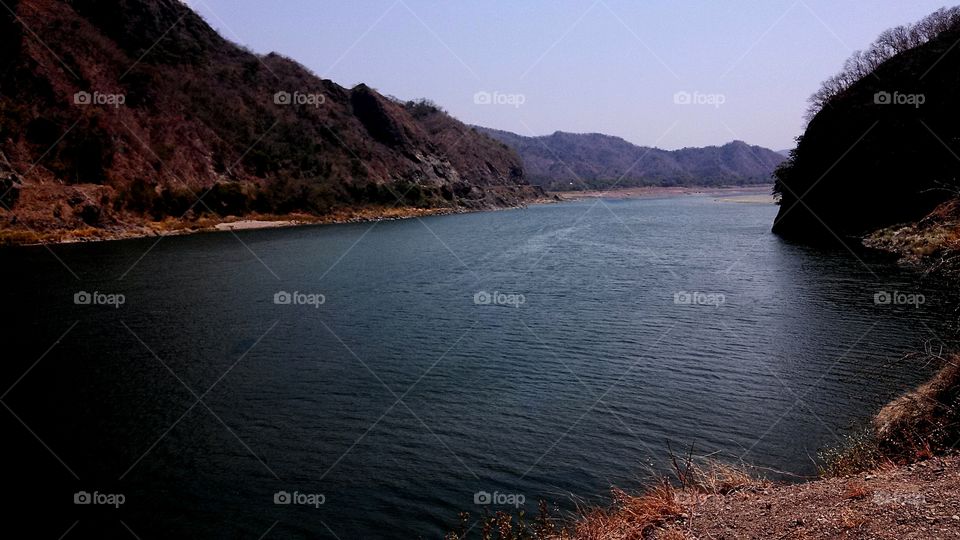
550 185 775 202
0 204 531 246
214 220 298 231
2 188 771 246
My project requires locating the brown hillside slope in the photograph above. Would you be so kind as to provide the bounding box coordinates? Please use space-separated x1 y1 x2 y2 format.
0 0 539 242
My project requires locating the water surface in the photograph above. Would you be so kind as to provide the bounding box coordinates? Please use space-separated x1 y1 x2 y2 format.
3 194 956 538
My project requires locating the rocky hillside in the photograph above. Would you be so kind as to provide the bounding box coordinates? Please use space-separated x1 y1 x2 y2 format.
773 8 960 243
0 0 540 242
476 127 784 191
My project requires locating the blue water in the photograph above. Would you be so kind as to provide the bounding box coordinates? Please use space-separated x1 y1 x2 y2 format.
2 194 955 538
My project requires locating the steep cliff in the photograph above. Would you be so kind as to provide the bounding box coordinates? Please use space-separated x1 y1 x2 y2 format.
773 8 960 243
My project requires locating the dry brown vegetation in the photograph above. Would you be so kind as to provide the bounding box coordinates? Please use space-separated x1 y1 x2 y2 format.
818 354 959 479
865 199 960 276
564 459 769 540
874 360 960 461
444 459 768 540
0 0 543 243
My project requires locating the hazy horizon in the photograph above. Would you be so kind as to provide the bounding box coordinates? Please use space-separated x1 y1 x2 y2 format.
182 0 950 151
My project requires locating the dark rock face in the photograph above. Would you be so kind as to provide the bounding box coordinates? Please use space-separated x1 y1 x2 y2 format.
0 0 535 234
350 86 413 150
773 19 960 243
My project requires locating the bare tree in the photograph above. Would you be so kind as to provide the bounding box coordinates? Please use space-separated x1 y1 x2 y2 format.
805 7 960 122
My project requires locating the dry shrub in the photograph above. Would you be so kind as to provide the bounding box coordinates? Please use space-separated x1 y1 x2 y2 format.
616 482 683 530
823 358 959 476
666 444 768 496
0 228 44 245
572 481 683 540
819 430 891 477
685 461 766 495
569 459 765 540
844 482 871 500
445 500 560 540
874 361 960 461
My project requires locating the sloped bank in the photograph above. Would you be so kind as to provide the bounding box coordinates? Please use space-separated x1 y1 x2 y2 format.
645 455 960 539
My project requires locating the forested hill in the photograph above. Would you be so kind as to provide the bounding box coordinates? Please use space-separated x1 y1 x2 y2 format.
476 127 784 191
773 7 960 242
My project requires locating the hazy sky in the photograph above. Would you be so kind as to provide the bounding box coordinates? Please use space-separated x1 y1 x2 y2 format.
184 0 949 150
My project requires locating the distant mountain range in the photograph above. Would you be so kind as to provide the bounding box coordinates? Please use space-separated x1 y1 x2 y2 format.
475 127 785 191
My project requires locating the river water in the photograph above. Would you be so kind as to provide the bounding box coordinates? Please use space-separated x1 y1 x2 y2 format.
2 193 955 538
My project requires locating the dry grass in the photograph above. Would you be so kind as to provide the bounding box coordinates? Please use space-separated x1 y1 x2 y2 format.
564 459 767 540
443 458 766 539
864 199 960 275
684 460 765 495
570 481 683 540
0 228 42 245
445 500 561 540
844 482 871 500
838 507 868 530
822 357 960 477
874 360 960 457
819 430 894 477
